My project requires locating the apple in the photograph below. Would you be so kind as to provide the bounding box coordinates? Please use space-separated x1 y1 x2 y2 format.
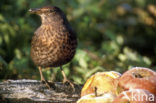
118 67 156 95
112 89 156 103
81 71 121 97
77 92 116 103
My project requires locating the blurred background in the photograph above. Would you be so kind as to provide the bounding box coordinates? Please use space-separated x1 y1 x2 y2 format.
0 0 156 84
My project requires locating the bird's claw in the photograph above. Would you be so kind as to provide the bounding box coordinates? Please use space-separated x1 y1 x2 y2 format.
63 79 75 92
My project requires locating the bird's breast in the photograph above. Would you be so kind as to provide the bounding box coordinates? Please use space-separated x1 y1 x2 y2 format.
31 24 77 67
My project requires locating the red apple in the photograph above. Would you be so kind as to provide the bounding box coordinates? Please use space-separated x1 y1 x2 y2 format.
118 67 156 95
112 89 156 103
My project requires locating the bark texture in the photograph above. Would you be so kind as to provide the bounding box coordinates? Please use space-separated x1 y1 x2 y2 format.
0 79 82 103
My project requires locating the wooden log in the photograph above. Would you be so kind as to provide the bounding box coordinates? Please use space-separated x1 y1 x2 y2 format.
0 79 82 103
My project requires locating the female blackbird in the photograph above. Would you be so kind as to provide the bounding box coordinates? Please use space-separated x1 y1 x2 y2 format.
29 6 77 88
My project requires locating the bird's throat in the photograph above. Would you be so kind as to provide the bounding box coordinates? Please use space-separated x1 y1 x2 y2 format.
40 14 52 24
40 13 63 25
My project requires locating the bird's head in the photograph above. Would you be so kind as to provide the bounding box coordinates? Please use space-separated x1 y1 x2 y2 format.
29 6 66 24
29 6 61 15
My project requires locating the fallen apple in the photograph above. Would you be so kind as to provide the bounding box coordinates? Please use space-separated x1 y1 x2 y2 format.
112 89 156 103
77 92 116 103
81 71 121 97
118 67 156 95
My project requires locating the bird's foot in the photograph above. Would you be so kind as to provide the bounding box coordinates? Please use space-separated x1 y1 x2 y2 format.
63 78 75 92
41 80 51 89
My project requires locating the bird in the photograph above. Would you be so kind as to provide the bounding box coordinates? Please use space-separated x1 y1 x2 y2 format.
29 6 77 89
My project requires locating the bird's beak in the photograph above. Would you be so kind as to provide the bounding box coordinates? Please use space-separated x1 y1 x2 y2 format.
29 8 41 14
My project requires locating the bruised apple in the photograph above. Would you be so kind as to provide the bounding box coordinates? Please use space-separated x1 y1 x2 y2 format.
81 71 121 97
118 67 156 95
112 89 156 103
77 92 116 103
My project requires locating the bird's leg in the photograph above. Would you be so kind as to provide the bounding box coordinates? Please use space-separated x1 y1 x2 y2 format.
38 67 51 89
60 66 75 91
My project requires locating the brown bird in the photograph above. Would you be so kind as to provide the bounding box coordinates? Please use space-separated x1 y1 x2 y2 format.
29 6 77 89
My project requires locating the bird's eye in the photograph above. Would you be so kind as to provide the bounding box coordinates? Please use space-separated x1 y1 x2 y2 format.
49 10 53 12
